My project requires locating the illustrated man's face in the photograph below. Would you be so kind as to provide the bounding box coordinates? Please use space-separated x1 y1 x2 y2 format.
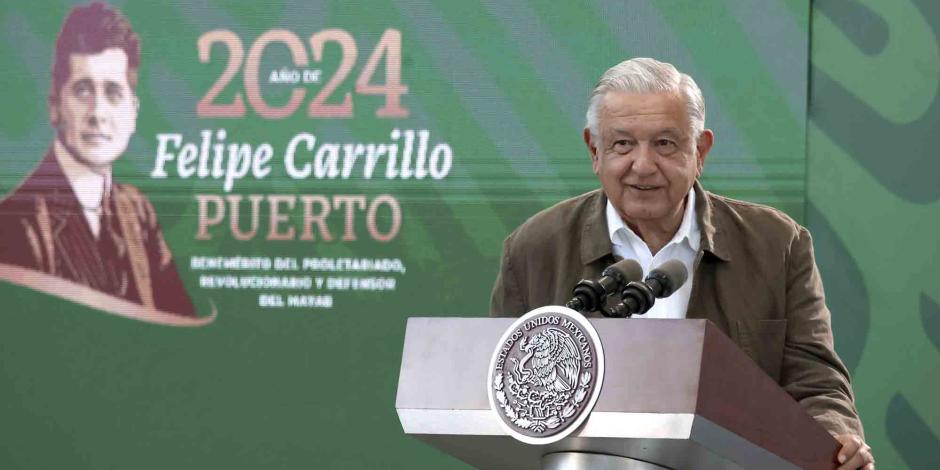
51 47 138 173
584 90 713 229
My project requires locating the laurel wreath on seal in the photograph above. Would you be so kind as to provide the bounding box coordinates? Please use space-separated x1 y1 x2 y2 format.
493 367 592 433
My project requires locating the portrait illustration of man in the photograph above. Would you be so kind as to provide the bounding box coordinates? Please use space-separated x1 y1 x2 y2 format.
0 2 195 317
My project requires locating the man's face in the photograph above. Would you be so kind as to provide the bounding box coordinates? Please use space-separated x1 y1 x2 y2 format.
585 90 713 230
51 48 137 173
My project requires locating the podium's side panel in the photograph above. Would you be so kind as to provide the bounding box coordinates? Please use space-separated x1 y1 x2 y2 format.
696 322 839 469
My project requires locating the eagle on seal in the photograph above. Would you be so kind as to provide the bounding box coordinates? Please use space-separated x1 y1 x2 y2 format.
511 327 581 393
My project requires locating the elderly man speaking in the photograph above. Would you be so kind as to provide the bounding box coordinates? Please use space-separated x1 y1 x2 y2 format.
490 58 873 469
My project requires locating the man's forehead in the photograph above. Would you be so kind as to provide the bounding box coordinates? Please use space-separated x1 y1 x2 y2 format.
67 48 130 83
606 125 684 138
600 90 686 115
598 90 689 134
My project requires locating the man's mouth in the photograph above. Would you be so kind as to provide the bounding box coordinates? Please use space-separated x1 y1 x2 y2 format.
81 133 112 143
627 184 659 191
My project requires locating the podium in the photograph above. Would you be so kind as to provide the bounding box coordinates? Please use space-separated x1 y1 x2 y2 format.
396 317 840 469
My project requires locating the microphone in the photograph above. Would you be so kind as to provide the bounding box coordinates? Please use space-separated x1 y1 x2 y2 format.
566 258 643 313
645 259 688 298
605 259 689 318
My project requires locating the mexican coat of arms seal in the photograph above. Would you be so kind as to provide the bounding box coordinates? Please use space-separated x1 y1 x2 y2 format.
487 305 604 444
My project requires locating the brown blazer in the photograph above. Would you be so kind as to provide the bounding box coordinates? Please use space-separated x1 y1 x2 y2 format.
490 182 863 437
0 150 195 316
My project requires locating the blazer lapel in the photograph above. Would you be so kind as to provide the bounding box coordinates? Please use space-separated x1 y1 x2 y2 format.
687 182 732 324
580 189 614 268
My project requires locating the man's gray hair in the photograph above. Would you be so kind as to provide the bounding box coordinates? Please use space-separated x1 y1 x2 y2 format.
585 58 705 140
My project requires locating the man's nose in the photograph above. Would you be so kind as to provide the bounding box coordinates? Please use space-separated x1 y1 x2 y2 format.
630 143 658 176
86 89 109 126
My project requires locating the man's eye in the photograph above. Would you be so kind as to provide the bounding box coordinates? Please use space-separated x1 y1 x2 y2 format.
106 83 124 102
613 140 634 152
655 139 678 153
73 82 92 97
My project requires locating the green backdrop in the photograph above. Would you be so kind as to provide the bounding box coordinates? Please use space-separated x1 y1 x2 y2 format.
0 0 936 468
808 0 940 468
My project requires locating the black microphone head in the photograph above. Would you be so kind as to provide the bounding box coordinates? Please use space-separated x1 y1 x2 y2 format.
601 258 644 285
646 259 688 298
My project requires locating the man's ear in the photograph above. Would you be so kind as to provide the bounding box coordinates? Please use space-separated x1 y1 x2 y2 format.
48 96 60 128
130 94 139 133
694 129 714 177
584 128 600 175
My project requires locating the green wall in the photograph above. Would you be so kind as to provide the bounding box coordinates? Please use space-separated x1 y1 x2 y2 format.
0 0 935 468
808 0 940 468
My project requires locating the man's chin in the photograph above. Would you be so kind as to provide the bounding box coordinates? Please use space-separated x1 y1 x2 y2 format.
74 150 120 171
617 204 668 223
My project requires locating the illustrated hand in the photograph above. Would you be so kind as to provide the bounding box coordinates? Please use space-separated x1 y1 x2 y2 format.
835 434 874 470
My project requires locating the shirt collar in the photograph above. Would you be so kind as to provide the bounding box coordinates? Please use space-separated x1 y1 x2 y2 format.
53 139 112 211
605 188 700 252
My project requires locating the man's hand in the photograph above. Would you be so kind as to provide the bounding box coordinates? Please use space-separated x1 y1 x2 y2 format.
835 434 874 469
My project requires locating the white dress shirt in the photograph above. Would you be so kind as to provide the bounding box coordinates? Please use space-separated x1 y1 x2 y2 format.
606 189 699 319
54 140 112 238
